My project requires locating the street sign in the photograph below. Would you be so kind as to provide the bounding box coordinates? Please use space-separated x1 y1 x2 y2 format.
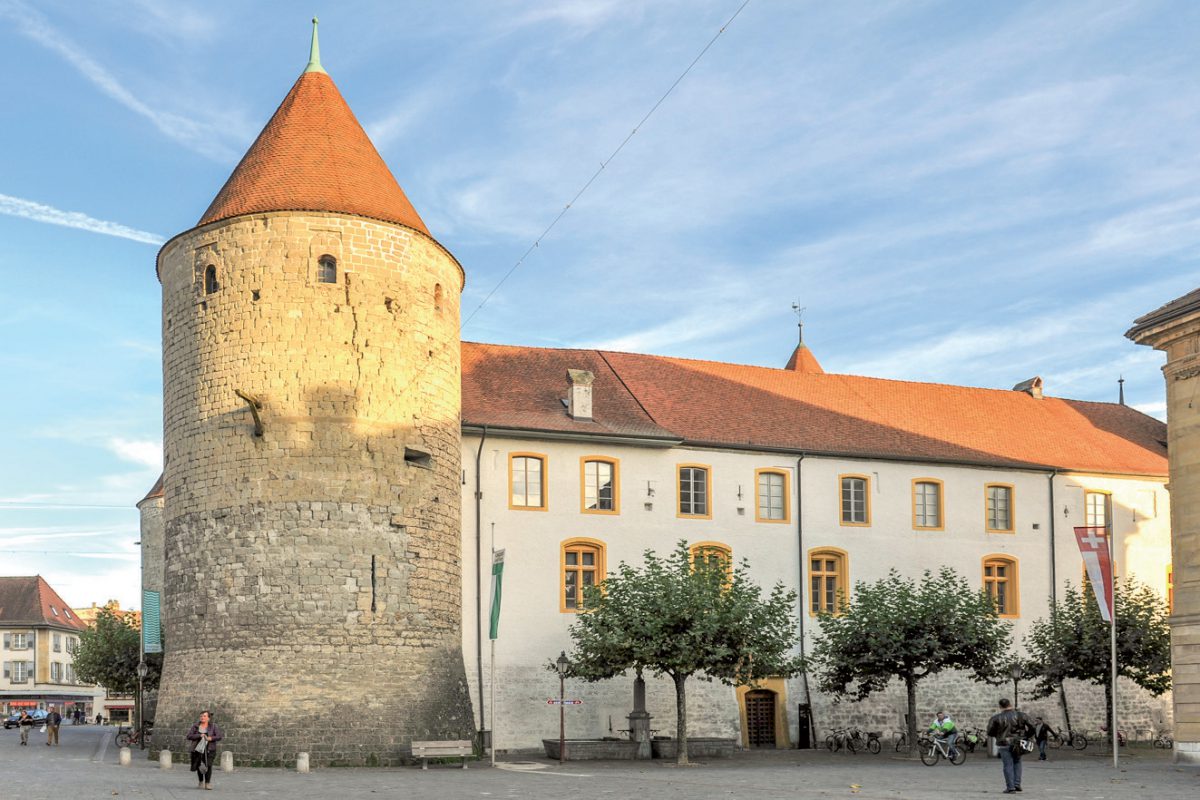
547 699 583 705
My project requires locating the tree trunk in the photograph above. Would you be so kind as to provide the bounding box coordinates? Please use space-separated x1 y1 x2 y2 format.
905 674 919 760
1058 683 1073 735
673 672 689 766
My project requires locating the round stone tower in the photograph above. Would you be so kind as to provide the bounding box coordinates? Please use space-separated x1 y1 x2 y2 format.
153 24 474 765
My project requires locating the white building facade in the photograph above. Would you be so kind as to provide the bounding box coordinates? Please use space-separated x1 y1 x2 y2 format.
458 343 1171 751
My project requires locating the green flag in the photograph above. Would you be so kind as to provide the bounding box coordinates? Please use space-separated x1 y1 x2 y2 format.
489 549 505 640
142 590 162 654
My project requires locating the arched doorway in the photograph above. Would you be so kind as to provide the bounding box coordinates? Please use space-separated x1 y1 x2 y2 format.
744 689 777 748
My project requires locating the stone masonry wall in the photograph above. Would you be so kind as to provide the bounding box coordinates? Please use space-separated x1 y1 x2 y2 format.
153 212 473 766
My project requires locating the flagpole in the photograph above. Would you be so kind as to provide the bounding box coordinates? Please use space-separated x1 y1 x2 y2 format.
1110 526 1118 769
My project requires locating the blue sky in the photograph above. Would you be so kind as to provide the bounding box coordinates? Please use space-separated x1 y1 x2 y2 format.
1 0 1197 610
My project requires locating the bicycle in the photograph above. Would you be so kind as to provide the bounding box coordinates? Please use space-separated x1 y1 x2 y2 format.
894 731 932 753
114 725 152 748
1047 728 1087 750
847 727 882 754
958 728 984 754
825 728 857 753
1153 731 1174 749
921 734 966 766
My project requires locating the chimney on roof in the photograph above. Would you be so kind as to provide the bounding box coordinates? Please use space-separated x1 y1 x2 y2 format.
567 369 594 421
1013 376 1044 400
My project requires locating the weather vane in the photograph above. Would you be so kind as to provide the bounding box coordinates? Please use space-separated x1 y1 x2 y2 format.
791 302 805 345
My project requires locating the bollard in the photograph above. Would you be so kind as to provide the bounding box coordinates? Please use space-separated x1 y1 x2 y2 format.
221 751 234 772
159 749 173 769
296 752 310 774
119 747 132 766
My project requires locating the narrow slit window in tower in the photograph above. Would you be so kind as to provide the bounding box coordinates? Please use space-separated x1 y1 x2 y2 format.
204 265 219 294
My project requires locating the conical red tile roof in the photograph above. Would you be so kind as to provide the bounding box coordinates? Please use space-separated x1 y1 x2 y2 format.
785 343 824 373
199 71 429 235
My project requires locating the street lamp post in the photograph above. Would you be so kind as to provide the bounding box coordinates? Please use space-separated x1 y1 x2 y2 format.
136 659 148 750
556 651 570 765
1010 663 1024 709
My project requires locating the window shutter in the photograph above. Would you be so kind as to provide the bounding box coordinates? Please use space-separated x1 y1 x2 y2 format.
3 661 9 678
3 633 9 648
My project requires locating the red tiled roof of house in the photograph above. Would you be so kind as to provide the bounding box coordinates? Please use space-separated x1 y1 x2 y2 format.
785 343 824 373
198 70 429 235
0 576 87 630
461 342 1167 476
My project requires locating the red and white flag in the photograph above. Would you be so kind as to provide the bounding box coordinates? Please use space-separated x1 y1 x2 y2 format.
1074 526 1114 622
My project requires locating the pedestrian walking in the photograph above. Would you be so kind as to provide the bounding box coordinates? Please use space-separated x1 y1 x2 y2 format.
186 710 223 790
45 706 62 746
17 710 33 745
986 698 1035 794
1032 716 1051 761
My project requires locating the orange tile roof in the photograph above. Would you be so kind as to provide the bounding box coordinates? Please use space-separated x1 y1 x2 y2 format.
461 342 1167 476
785 343 824 373
0 576 87 630
199 70 429 235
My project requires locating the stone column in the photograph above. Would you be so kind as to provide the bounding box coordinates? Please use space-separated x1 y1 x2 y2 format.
1128 289 1200 763
627 672 652 760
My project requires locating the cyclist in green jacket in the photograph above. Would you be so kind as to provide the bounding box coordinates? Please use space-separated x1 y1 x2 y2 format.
930 711 958 757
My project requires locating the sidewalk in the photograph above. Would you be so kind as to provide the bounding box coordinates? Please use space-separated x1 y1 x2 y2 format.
3 726 1197 800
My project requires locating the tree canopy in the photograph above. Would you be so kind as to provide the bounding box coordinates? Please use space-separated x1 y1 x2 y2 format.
73 606 161 696
807 567 1011 756
563 540 802 764
1024 578 1170 731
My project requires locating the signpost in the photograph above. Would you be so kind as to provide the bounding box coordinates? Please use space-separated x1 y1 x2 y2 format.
547 699 583 705
555 651 570 764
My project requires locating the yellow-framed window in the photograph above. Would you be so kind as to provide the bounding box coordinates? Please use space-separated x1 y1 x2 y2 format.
1085 491 1111 530
912 479 944 530
809 548 848 615
983 556 1019 618
839 474 870 526
985 484 1014 533
580 456 619 514
678 464 712 519
690 541 732 571
509 453 547 510
561 539 605 612
755 469 790 523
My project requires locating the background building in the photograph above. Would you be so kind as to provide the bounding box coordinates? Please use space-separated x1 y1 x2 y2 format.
0 576 101 719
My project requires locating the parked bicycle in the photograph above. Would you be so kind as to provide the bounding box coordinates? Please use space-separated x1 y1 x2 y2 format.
114 724 152 748
894 731 932 753
825 728 856 753
921 733 966 766
1047 727 1088 750
957 727 984 753
847 727 883 754
1153 731 1174 749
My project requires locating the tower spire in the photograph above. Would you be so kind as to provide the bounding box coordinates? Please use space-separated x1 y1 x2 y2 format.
305 17 326 74
1119 375 1125 405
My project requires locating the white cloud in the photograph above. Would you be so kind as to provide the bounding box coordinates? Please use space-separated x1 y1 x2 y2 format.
0 193 164 245
0 0 241 161
107 438 163 470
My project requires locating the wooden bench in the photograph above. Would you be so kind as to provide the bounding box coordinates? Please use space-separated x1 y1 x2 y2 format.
411 739 474 769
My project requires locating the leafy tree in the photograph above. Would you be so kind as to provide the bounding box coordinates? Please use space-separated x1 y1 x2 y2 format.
561 541 802 764
807 567 1011 758
1024 579 1170 734
73 606 161 696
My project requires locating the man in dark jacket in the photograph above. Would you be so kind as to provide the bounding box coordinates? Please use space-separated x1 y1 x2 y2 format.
1032 716 1052 761
46 706 62 746
18 711 33 745
986 698 1034 793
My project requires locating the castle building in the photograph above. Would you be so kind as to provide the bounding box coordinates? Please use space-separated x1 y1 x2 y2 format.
0 576 100 718
142 27 1172 760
